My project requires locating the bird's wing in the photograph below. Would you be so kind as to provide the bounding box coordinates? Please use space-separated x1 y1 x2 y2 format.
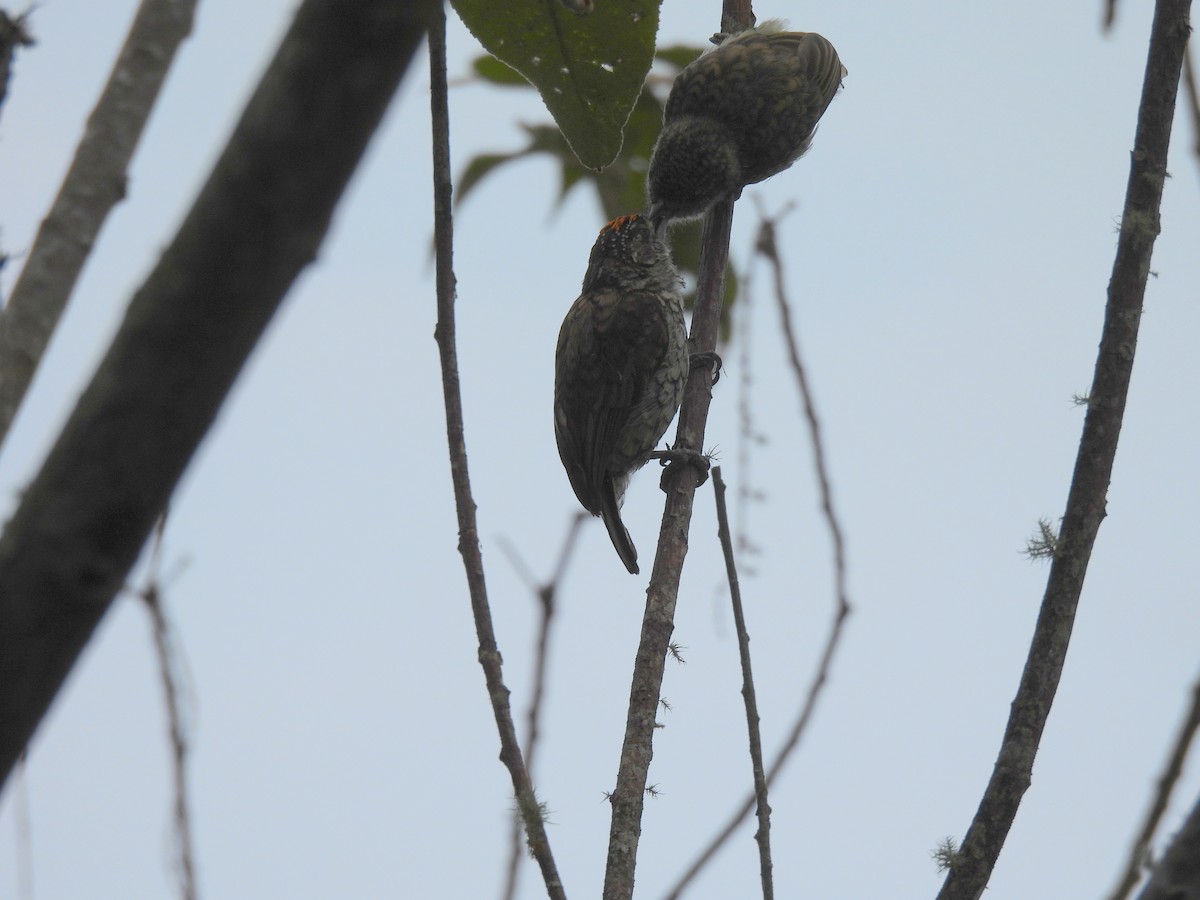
553 287 673 510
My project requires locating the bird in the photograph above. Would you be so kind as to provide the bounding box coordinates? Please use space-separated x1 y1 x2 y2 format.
647 23 847 225
554 214 688 574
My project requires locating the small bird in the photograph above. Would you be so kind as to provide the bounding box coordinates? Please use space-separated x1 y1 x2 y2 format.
554 215 688 574
647 24 847 225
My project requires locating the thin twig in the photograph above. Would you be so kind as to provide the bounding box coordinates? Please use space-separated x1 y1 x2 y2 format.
0 0 437 792
1104 0 1119 30
498 512 587 900
0 9 34 126
1134 786 1200 899
1107 671 1200 900
0 0 199 449
734 225 763 570
427 8 566 898
712 466 772 899
1182 47 1200 171
138 515 197 900
937 2 1191 896
663 213 853 900
757 213 851 653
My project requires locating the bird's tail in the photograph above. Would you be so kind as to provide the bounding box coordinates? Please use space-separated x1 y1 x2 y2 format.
599 477 640 575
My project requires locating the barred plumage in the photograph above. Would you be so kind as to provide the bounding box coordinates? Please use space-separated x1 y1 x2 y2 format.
554 215 687 574
648 26 847 225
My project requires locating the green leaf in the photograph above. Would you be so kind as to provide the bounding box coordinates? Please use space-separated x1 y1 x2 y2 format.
450 0 661 169
654 44 704 71
471 55 531 86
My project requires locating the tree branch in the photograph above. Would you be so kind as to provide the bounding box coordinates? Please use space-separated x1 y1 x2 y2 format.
1108 671 1200 900
1134 785 1200 899
0 0 198 448
937 1 1192 895
603 191 735 900
427 6 567 898
0 0 438 788
712 466 773 899
0 9 33 126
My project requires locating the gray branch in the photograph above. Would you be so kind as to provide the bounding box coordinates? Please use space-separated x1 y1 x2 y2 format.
0 0 198 447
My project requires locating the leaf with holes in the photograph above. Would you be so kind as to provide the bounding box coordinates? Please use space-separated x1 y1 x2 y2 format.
451 0 661 169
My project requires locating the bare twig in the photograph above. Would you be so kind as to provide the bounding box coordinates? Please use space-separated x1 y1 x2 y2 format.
1182 46 1200 171
427 8 566 898
1134 786 1200 899
757 212 850 657
138 515 197 900
0 0 438 789
0 0 198 449
664 212 853 900
712 466 772 899
936 2 1192 896
1108 671 1200 900
0 9 34 124
1104 0 1119 30
734 223 764 569
498 512 587 900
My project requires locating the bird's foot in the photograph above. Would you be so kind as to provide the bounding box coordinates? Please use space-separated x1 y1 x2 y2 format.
649 447 712 492
689 349 722 387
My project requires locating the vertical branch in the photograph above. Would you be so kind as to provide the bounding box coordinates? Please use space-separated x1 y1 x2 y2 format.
1182 47 1200 171
426 7 566 898
0 0 199 448
663 213 853 900
139 516 197 900
937 1 1192 896
712 466 773 900
603 193 736 900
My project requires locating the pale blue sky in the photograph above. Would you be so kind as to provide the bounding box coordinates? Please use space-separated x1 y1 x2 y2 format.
2 1 1199 898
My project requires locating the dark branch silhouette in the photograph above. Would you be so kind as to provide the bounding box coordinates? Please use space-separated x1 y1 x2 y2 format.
0 0 438 788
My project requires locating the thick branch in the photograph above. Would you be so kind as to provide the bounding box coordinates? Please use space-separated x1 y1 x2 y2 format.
937 1 1192 896
0 0 437 788
0 0 198 448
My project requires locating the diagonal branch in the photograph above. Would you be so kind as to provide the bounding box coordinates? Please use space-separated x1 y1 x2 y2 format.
0 0 199 449
1108 670 1200 900
937 1 1192 895
1134 785 1200 899
0 0 438 789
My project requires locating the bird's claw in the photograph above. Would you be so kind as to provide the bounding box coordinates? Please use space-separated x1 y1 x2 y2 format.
649 448 712 492
689 349 722 387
